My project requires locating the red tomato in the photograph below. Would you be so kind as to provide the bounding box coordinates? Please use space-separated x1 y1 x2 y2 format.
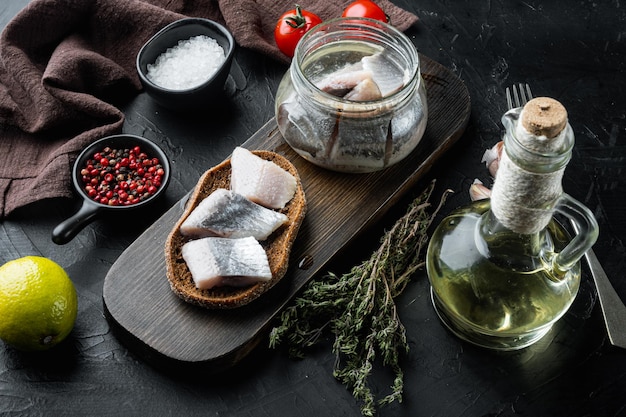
274 5 323 58
342 0 389 23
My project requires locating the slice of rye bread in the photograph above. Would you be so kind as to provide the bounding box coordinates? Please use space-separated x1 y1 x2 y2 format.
165 150 307 309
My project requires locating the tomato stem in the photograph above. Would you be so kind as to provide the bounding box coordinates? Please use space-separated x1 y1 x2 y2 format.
284 4 307 29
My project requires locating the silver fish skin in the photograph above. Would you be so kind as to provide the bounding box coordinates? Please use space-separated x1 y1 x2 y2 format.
314 52 406 101
343 77 382 101
315 61 371 98
361 52 408 97
182 236 272 290
180 188 288 240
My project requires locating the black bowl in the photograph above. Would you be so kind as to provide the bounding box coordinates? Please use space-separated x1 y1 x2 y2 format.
136 18 235 111
52 134 171 245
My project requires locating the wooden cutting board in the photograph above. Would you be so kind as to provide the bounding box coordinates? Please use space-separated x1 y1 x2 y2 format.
103 54 471 373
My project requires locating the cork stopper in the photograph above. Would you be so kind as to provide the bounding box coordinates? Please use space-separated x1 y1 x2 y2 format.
521 97 567 139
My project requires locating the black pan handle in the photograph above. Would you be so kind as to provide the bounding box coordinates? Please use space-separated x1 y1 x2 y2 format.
52 200 102 245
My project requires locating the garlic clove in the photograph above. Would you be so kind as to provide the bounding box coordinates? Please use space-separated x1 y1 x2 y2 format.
469 179 492 201
481 141 503 177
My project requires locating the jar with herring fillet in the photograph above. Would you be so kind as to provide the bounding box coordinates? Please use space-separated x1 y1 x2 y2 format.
275 17 428 173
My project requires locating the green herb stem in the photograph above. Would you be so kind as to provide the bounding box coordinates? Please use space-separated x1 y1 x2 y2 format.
269 180 452 416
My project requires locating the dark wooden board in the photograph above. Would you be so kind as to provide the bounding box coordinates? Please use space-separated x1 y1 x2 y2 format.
102 54 471 372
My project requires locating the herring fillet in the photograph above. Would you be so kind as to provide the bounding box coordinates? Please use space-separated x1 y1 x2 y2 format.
230 147 297 209
313 52 405 100
343 77 382 101
315 61 371 98
361 52 407 97
179 188 288 240
182 236 272 290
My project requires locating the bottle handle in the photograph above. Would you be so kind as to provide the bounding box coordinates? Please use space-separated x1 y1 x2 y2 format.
552 193 599 272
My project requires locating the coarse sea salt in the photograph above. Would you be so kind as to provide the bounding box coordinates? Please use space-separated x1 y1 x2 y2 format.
147 35 226 91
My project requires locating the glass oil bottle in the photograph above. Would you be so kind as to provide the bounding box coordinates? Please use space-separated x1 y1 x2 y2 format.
426 97 599 350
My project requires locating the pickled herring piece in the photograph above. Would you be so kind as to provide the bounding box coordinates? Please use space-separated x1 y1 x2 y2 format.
230 147 297 209
317 66 370 97
343 77 382 101
316 62 382 100
314 52 406 101
182 236 272 290
179 188 288 240
361 52 408 97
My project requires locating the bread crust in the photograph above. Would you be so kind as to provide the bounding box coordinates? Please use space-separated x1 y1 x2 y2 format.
164 150 306 309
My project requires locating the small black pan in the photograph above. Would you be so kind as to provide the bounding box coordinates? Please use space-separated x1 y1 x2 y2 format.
52 134 171 245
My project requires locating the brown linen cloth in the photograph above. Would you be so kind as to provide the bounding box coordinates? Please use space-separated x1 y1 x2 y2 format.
0 0 418 219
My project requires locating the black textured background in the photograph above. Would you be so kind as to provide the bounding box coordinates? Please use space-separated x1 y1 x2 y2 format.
1 1 625 416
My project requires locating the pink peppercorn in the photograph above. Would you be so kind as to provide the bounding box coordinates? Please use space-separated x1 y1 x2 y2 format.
80 145 165 206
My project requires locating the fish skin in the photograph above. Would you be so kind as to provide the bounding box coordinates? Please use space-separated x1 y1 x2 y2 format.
343 77 382 101
182 236 272 290
314 52 405 100
179 188 288 240
316 66 374 98
361 52 407 97
230 147 297 209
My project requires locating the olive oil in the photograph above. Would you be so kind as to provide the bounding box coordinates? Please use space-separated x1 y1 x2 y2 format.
426 97 598 350
427 199 581 350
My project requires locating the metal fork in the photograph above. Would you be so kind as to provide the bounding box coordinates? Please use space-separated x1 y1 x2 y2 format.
507 83 626 349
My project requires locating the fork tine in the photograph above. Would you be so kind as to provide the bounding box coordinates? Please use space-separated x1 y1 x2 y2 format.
506 83 534 110
506 87 513 110
518 84 527 106
513 85 521 108
523 83 533 101
518 83 533 106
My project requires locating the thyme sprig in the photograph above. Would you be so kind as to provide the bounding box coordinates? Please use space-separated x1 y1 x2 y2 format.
269 180 451 416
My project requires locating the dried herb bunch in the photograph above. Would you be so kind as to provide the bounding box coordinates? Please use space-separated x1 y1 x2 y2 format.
269 180 451 416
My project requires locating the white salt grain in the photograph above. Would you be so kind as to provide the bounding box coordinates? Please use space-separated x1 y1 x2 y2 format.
146 35 226 90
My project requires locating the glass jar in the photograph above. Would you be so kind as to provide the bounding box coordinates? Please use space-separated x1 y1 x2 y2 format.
275 18 428 173
426 99 599 350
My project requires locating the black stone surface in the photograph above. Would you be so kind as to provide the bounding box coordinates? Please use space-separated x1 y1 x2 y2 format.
1 1 625 416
